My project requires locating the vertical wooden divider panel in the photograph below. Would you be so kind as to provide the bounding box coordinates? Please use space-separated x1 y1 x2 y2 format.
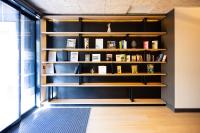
41 19 47 102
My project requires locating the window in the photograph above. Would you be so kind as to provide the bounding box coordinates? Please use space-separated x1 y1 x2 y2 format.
0 1 37 131
0 1 20 131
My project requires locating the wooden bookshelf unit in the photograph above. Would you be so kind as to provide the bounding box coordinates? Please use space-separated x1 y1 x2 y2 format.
41 15 167 105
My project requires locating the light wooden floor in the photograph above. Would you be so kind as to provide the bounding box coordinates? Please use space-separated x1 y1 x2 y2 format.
86 107 200 133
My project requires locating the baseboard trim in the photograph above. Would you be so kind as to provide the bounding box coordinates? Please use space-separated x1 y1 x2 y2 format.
1 107 37 133
174 108 200 112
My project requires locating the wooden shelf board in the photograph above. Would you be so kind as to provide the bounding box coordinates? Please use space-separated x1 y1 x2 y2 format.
42 98 166 105
41 48 166 52
41 32 166 37
42 61 166 64
42 73 166 76
41 82 166 87
44 15 166 22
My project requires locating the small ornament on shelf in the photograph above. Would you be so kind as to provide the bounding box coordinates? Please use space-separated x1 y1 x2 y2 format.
107 23 111 32
143 41 149 49
147 64 154 73
131 40 137 48
84 38 89 49
152 40 158 49
90 67 95 74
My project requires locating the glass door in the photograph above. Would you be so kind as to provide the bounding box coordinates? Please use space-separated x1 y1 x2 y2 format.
0 1 20 131
20 15 36 114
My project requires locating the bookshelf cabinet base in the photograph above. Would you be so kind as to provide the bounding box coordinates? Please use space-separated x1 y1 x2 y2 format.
42 99 166 106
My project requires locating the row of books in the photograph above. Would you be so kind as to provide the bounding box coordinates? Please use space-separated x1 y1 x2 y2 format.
66 38 160 49
45 64 155 74
48 51 167 62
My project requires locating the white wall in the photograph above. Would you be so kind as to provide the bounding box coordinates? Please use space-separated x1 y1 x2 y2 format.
175 7 200 108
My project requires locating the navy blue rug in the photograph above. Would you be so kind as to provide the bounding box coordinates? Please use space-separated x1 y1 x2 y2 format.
8 108 90 133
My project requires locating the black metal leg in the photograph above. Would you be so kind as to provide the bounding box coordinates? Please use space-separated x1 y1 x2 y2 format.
130 88 134 102
51 87 54 100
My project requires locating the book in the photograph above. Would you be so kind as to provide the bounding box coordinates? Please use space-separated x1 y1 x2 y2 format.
116 54 121 62
156 54 164 62
132 55 137 62
107 41 116 49
143 41 149 49
98 66 107 74
92 54 101 62
147 64 154 73
84 38 89 49
119 40 127 49
121 54 126 62
152 40 158 49
66 39 76 48
74 65 79 74
70 52 78 62
95 38 103 49
126 55 131 62
48 51 57 61
146 54 151 62
136 54 143 62
131 65 138 73
162 55 167 62
117 65 122 74
106 54 112 61
85 54 90 61
46 64 54 74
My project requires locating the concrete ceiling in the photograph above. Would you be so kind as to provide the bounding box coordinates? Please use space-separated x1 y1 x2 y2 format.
26 0 200 14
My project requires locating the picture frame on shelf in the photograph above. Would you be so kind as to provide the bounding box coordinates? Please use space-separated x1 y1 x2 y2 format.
106 54 112 61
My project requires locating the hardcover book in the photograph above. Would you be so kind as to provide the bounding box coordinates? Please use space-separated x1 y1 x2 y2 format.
107 41 116 49
66 39 76 48
46 64 54 74
156 54 164 62
126 55 131 62
85 54 90 61
117 65 122 74
131 65 138 73
116 54 121 62
48 51 57 61
92 54 101 62
70 52 78 62
106 54 112 61
95 38 103 49
98 66 107 74
121 54 126 62
162 55 167 62
132 55 137 62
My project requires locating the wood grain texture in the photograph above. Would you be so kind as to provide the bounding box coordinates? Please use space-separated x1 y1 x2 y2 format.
42 73 167 76
86 107 200 133
42 82 166 87
43 98 166 105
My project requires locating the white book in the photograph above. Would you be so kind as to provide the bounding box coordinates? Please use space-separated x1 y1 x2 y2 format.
162 55 167 62
98 66 107 74
48 51 57 61
95 39 103 49
46 64 54 74
116 54 121 62
70 52 78 62
66 39 76 48
92 54 101 62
